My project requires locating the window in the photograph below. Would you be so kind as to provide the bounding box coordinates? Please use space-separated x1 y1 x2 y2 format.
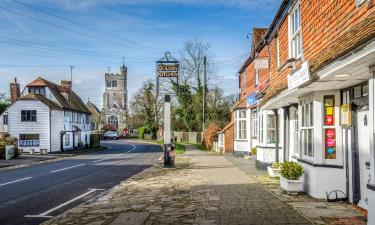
107 80 117 88
251 111 258 138
21 110 37 122
289 2 302 58
276 36 280 68
77 113 82 123
29 87 46 96
259 114 264 143
108 115 118 130
19 134 40 147
243 71 247 94
255 69 259 86
301 99 314 157
236 110 247 140
267 114 276 144
65 134 70 146
292 110 299 155
3 115 8 125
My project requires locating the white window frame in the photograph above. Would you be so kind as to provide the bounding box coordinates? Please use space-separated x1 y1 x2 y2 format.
300 98 314 160
243 70 247 95
255 69 259 86
235 109 247 140
251 110 258 139
266 114 277 144
258 113 264 144
276 36 280 68
288 1 302 59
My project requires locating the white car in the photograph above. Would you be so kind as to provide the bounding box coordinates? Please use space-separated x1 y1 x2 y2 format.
104 131 119 140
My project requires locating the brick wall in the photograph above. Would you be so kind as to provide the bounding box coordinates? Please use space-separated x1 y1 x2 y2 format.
224 123 234 153
260 0 375 105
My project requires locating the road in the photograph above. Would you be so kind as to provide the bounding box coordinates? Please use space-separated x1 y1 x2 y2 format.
0 140 162 225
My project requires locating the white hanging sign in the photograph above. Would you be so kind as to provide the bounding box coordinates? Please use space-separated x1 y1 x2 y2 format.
287 62 310 90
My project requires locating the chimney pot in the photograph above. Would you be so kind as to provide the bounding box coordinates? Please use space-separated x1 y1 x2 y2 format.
61 80 72 90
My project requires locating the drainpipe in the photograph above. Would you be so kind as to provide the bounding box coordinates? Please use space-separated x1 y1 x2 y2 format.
273 109 279 162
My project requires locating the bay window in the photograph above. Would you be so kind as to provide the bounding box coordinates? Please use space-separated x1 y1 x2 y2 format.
251 110 258 138
235 109 247 140
267 114 276 144
301 99 314 158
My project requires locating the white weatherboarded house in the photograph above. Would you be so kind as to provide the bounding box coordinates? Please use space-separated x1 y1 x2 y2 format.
5 78 91 153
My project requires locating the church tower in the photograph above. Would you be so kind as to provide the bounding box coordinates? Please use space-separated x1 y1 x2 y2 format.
101 64 128 133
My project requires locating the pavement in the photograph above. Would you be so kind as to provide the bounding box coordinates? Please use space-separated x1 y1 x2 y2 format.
0 140 163 225
41 145 313 225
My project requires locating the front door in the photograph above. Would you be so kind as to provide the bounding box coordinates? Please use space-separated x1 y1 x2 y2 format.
357 106 370 209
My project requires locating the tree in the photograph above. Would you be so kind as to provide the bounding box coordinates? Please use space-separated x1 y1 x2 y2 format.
128 80 159 135
0 92 10 115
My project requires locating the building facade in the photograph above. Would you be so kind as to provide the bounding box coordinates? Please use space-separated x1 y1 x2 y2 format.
2 78 91 153
101 65 128 134
225 0 375 218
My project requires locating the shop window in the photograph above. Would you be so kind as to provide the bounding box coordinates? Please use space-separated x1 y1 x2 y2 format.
301 100 314 157
324 95 336 159
19 134 40 147
65 134 70 146
289 1 302 59
236 110 247 140
251 111 258 138
267 114 276 144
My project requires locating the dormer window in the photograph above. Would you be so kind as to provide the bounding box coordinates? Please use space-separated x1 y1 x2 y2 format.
29 87 46 96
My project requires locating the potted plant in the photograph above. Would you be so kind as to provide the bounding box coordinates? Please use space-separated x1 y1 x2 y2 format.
279 161 304 192
267 162 281 178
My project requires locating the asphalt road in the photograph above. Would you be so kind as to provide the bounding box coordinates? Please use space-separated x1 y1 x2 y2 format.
0 140 163 225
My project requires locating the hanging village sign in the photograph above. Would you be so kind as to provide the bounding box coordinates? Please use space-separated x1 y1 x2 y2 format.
157 52 179 78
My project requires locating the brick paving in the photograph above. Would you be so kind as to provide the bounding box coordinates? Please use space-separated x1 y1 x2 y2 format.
43 146 312 225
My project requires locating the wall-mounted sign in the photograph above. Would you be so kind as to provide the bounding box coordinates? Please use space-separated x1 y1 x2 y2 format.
247 93 257 106
254 59 269 69
287 62 310 90
156 52 179 78
340 104 352 127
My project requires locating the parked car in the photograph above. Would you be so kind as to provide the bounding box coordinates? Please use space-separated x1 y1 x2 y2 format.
104 131 118 140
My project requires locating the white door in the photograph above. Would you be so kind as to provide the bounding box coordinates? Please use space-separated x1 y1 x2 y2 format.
357 107 370 209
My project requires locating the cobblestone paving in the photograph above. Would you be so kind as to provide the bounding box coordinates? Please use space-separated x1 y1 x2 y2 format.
43 147 312 225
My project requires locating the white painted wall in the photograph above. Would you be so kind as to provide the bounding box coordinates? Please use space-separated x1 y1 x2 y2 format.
368 73 375 223
7 100 50 153
50 110 64 152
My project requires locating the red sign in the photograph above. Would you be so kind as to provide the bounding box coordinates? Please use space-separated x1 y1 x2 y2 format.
325 115 334 126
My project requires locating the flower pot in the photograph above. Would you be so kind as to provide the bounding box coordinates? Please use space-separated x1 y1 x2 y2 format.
280 176 303 192
267 166 281 178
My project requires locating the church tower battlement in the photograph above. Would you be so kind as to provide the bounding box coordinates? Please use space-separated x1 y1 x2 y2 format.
101 65 128 133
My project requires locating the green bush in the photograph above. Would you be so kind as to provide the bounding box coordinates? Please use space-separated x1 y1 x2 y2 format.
251 147 257 155
271 161 280 168
280 161 304 180
138 127 146 139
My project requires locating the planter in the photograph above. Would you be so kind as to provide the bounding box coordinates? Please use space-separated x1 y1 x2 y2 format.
280 176 303 192
267 166 281 178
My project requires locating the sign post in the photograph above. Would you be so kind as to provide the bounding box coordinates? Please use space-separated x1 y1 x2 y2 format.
156 52 179 167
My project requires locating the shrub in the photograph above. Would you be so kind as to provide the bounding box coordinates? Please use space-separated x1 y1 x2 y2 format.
280 161 304 180
271 161 280 168
138 127 146 139
251 147 257 155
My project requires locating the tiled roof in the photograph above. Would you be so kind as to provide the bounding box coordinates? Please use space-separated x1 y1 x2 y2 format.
18 93 63 110
310 11 375 74
26 77 90 114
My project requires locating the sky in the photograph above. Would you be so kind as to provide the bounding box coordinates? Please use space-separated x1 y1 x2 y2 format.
0 0 280 108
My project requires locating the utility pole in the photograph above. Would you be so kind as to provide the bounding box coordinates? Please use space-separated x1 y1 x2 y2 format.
70 65 74 87
203 56 207 133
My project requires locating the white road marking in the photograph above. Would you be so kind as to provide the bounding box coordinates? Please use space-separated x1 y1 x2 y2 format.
25 188 105 218
50 164 85 173
93 144 136 163
0 177 33 187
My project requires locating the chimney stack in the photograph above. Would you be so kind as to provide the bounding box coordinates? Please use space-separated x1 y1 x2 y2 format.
61 80 72 90
10 77 20 104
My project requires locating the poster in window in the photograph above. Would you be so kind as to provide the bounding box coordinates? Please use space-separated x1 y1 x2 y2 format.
325 129 336 159
324 96 335 126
